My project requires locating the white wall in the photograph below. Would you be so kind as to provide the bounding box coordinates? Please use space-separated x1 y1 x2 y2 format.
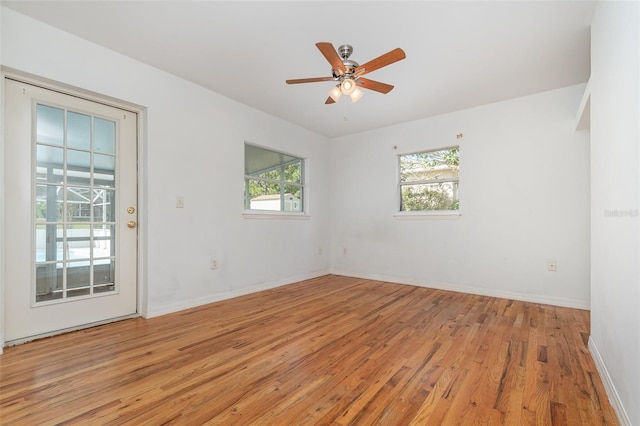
330 84 591 308
0 7 332 320
589 2 640 424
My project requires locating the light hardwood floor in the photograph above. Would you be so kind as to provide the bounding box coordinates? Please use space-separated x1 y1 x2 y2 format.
0 275 618 425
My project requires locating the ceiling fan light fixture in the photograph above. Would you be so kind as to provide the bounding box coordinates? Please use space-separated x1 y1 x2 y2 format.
350 87 364 103
340 78 356 95
329 85 342 102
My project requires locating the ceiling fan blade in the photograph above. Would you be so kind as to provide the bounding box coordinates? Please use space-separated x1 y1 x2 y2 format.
286 77 335 84
355 48 406 76
316 42 346 76
325 96 336 104
357 78 394 94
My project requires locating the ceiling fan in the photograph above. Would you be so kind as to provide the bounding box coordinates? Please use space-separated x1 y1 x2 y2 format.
286 42 406 104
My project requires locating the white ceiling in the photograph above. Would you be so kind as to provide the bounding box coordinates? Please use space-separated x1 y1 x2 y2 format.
2 1 595 138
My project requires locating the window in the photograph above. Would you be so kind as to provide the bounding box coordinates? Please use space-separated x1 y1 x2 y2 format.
399 146 459 211
244 144 304 212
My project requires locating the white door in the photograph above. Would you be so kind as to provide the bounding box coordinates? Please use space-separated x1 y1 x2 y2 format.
4 78 138 343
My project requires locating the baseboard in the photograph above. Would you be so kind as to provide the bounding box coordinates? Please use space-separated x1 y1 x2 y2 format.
145 269 331 318
588 337 631 425
329 269 590 310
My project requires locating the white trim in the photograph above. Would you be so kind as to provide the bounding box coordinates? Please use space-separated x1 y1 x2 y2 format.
0 60 6 353
394 211 461 220
1 67 142 113
329 270 590 310
145 269 330 318
588 337 630 425
136 103 148 319
242 210 310 220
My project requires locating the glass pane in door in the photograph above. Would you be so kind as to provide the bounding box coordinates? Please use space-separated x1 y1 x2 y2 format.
34 103 117 303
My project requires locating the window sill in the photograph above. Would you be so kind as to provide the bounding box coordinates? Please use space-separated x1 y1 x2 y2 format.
242 210 311 220
394 211 461 220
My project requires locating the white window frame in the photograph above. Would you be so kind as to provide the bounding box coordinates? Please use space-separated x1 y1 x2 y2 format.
395 146 461 220
242 143 308 219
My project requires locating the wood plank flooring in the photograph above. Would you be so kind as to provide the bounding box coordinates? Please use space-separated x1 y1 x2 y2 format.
0 275 618 425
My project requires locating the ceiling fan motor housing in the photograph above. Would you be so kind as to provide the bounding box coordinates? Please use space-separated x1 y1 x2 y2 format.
332 63 359 79
332 45 359 79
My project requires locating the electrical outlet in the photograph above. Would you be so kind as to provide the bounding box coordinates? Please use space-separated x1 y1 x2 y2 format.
547 259 557 272
318 247 322 255
211 258 218 270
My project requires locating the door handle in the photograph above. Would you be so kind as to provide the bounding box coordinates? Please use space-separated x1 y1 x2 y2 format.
127 221 137 229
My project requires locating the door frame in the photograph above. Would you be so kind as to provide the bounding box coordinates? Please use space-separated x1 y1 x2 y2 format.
0 68 148 353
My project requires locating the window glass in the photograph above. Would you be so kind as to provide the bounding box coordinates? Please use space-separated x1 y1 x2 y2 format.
36 104 64 146
34 103 118 303
245 144 304 212
67 111 91 150
399 146 459 211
